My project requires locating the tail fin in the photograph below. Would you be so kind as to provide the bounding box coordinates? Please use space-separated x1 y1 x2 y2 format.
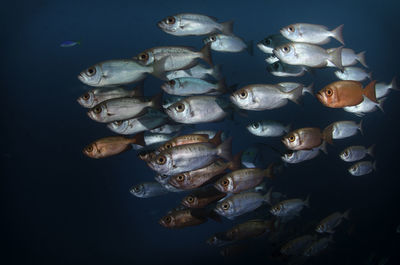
319 141 328 155
209 131 223 146
327 46 343 70
303 83 314 96
377 97 386 113
363 80 378 103
343 208 351 220
211 65 222 80
216 78 228 93
150 92 163 110
331 24 344 45
263 163 275 179
264 187 273 205
246 40 254 56
358 119 363 135
287 84 303 105
390 76 398 91
220 21 234 35
367 144 375 157
200 44 213 66
228 151 243 171
304 195 311 208
217 137 233 161
130 80 145 97
372 161 377 171
130 132 145 146
322 125 334 145
356 51 368 68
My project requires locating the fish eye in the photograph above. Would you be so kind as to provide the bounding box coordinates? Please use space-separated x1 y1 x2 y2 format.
238 90 248 99
168 80 176 86
85 145 93 152
156 155 166 165
326 89 333 96
114 120 123 126
210 36 216 41
282 45 291 53
138 52 149 61
133 186 141 192
287 152 294 158
289 135 296 142
222 203 230 210
165 16 176 24
86 67 96 76
93 106 102 114
222 179 229 186
82 93 90 100
264 38 271 45
175 103 185 112
252 123 259 129
272 62 280 70
288 26 295 32
177 175 185 182
276 205 281 210
163 216 172 223
164 143 172 149
187 196 194 203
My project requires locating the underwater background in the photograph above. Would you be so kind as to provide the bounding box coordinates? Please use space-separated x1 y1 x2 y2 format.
2 0 400 264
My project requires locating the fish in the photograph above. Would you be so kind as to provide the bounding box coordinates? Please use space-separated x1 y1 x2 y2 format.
158 131 221 152
82 134 145 159
138 150 157 162
157 13 233 36
161 77 227 96
154 175 183 193
206 233 232 247
165 96 231 124
270 196 310 217
282 142 327 164
339 145 375 162
165 64 221 80
303 235 333 256
191 130 229 141
214 164 275 193
375 77 398 98
159 208 219 228
280 235 316 256
129 182 169 198
60 40 80 47
348 161 376 176
203 34 251 54
181 186 226 208
87 93 162 123
267 61 308 77
280 23 344 45
168 152 241 190
214 191 272 219
78 59 153 87
282 127 326 150
107 109 168 135
343 95 385 117
133 46 212 74
147 138 232 176
230 83 303 110
326 48 367 68
149 123 186 134
257 34 290 54
162 95 186 109
140 132 178 148
274 43 343 69
265 54 279 64
334 67 371 81
246 120 291 137
278 82 314 96
225 219 274 241
322 120 363 143
316 209 351 233
317 80 378 108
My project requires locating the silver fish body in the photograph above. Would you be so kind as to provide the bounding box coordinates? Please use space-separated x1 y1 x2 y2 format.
339 145 374 162
204 34 247 53
143 132 177 147
270 196 310 217
375 77 398 98
343 96 385 116
77 87 140 108
335 67 371 81
282 142 326 164
150 123 186 134
165 64 221 80
280 23 344 45
303 236 333 256
326 48 367 68
316 210 350 233
130 182 169 198
257 34 290 54
247 120 290 137
330 120 362 139
348 161 376 176
267 61 308 77
161 77 225 96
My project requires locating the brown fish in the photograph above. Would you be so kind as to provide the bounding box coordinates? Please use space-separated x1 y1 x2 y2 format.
158 131 222 152
282 127 326 150
159 208 219 228
168 152 242 190
181 186 226 208
214 163 275 193
317 80 377 108
225 219 275 241
83 133 145 159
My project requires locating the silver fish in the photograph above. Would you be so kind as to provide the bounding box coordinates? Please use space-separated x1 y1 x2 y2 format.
157 13 233 36
214 191 271 219
270 196 310 217
230 83 303 110
77 86 142 108
192 130 229 141
348 161 376 176
129 182 169 198
165 96 230 124
147 138 232 175
326 48 367 68
150 123 186 134
335 67 371 81
161 77 226 96
316 210 351 233
165 64 221 80
257 34 290 54
143 132 177 147
324 120 363 140
303 235 333 256
343 96 385 117
278 82 314 96
267 61 308 77
87 93 161 123
78 59 152 87
274 43 343 69
154 175 183 193
162 95 186 109
339 145 375 162
204 34 249 53
247 120 290 137
280 23 344 45
280 235 317 256
375 77 398 98
282 142 327 164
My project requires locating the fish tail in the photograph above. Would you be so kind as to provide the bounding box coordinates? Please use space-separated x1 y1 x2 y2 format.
150 57 168 80
303 82 314 96
327 46 344 70
358 119 363 135
150 92 163 110
228 151 243 171
217 137 233 161
130 80 145 97
216 78 228 93
220 21 234 35
211 64 222 80
304 194 311 208
367 144 375 157
390 76 399 91
263 187 273 205
343 208 351 220
356 51 368 68
331 24 345 45
77 40 81 45
287 84 303 105
246 40 254 56
372 161 377 171
377 97 387 113
130 132 146 147
209 130 223 146
319 141 328 155
200 44 213 66
263 163 275 179
322 125 334 145
363 80 378 102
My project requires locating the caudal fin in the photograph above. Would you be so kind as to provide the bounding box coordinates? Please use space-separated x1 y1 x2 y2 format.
200 44 213 66
319 141 328 155
367 144 375 157
327 46 343 70
331 24 345 45
209 131 223 146
358 119 363 135
322 125 334 145
263 163 275 179
216 78 228 94
390 77 398 91
363 80 378 103
303 83 314 96
130 132 146 146
220 21 234 35
356 51 368 68
287 83 303 105
217 137 233 161
264 187 273 205
130 80 145 97
150 92 163 110
303 195 311 208
211 65 222 80
377 97 387 113
228 151 243 171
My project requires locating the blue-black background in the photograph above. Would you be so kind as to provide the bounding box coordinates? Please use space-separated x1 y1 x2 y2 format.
2 0 400 264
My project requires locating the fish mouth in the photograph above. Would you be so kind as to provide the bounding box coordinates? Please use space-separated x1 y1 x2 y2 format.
87 111 96 121
77 73 85 83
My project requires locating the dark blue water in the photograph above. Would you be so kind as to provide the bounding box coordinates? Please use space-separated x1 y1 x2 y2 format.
2 0 400 264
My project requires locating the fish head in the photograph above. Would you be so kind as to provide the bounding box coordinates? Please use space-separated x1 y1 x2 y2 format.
215 199 234 217
158 140 175 152
134 49 155 66
87 103 108 122
315 223 326 233
348 164 359 176
230 87 254 109
107 120 129 134
214 175 234 193
78 64 102 86
147 151 173 175
165 99 191 123
159 213 176 228
129 183 145 197
77 90 96 108
281 151 296 163
316 84 339 107
203 34 218 45
154 174 170 185
270 202 284 216
339 148 351 161
82 142 101 158
138 150 157 162
267 60 285 74
280 24 299 40
157 15 180 34
246 122 263 136
161 79 181 94
273 43 296 63
282 131 301 150
257 36 274 54
182 194 198 208
168 172 189 189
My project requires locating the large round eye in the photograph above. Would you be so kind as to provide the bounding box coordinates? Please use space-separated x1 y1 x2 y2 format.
156 155 166 165
252 123 259 129
164 143 172 149
288 26 295 32
82 93 90 100
187 196 194 203
276 205 281 210
238 90 247 99
93 106 102 114
326 88 333 97
134 186 141 192
168 80 176 86
289 135 296 142
222 203 230 210
85 145 93 152
264 38 271 45
282 45 291 53
175 103 185 112
210 36 216 41
138 52 149 62
222 179 229 187
287 152 294 158
165 16 175 24
177 175 184 182
86 67 96 76
163 216 171 223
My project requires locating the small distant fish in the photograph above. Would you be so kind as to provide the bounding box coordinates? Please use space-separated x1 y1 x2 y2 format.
161 77 227 96
280 235 316 256
129 182 169 198
60 40 80 47
316 210 351 233
157 13 233 36
343 95 385 117
247 120 291 137
282 142 327 164
339 145 375 162
181 186 226 208
267 61 308 77
348 161 376 176
282 127 327 151
323 120 363 143
159 208 219 228
265 54 279 64
303 235 333 256
280 23 344 45
257 34 290 54
203 34 250 54
326 48 367 68
165 64 221 80
225 219 274 241
375 77 398 99
335 67 371 81
270 196 310 217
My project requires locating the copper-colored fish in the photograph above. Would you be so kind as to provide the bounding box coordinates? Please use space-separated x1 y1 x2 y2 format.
168 152 242 190
316 80 377 108
181 186 226 208
225 219 275 241
158 131 222 152
83 133 145 159
282 127 326 150
159 208 219 228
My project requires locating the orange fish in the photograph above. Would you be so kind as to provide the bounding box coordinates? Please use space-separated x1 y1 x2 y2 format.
316 80 377 108
83 133 145 159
